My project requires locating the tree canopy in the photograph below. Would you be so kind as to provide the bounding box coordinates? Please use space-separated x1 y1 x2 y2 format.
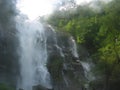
46 0 120 89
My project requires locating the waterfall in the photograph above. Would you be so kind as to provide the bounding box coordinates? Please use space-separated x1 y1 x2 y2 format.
69 36 79 58
80 60 95 81
70 36 94 80
16 17 52 90
80 60 95 90
69 37 95 89
15 15 94 90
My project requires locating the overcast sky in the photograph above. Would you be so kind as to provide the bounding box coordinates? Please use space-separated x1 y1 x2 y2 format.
17 0 111 20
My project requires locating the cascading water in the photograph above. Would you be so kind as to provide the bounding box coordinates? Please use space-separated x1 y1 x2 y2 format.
69 36 79 58
69 36 95 90
16 17 52 90
80 60 95 81
80 60 95 90
15 15 94 90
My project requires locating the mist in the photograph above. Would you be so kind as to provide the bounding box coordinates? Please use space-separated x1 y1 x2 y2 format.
0 0 17 28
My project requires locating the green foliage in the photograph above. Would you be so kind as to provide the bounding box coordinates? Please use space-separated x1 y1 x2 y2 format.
0 84 15 90
47 55 63 81
47 0 120 89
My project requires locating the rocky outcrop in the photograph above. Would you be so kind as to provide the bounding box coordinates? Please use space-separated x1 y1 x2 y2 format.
0 0 18 88
0 28 19 87
45 25 85 90
0 24 85 90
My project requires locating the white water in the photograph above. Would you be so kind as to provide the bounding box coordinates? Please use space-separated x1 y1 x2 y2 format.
69 36 95 89
80 60 95 90
16 17 52 90
69 36 79 58
80 61 95 81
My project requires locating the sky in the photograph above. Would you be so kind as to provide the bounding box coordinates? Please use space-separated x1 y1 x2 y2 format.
17 0 94 20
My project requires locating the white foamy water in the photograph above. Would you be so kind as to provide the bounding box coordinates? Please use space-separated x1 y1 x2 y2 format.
69 36 79 58
16 17 52 90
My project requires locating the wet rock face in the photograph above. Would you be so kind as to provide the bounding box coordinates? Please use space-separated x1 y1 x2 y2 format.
0 0 19 87
0 24 19 88
45 26 85 90
33 85 53 90
0 29 19 87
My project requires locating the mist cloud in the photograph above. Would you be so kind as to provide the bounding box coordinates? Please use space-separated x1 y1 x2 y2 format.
0 0 17 30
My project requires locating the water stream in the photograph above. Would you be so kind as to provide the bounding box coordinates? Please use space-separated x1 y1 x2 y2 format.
16 17 52 90
15 15 94 90
70 36 95 90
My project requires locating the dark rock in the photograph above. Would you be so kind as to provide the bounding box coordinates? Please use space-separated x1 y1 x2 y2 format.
45 27 85 90
33 85 53 90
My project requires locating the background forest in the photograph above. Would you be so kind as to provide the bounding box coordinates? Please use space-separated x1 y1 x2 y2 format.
46 0 120 90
